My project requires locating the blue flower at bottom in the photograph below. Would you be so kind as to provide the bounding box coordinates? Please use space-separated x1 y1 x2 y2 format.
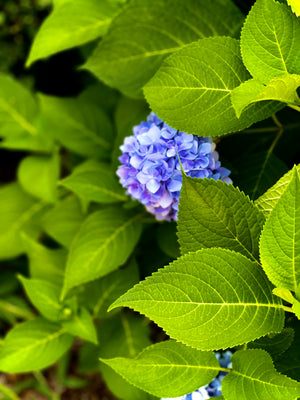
117 113 232 221
161 351 232 400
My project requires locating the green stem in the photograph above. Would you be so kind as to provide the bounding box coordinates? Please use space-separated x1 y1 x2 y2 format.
288 104 300 112
33 371 60 400
0 383 21 400
282 305 294 313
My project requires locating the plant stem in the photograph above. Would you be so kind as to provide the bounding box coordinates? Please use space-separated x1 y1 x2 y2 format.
0 383 21 400
33 371 60 400
288 104 300 112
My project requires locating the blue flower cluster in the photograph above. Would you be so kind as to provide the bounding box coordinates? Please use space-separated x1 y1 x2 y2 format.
117 113 232 221
161 351 232 400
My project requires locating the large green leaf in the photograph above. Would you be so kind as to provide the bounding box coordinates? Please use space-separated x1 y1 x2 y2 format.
60 160 127 204
240 0 300 84
255 164 300 216
260 166 300 292
62 207 143 297
0 183 45 260
101 340 219 398
222 349 300 400
144 37 282 137
110 248 284 351
41 196 85 248
79 258 139 318
0 317 73 373
27 0 122 66
84 0 243 98
39 94 113 159
19 276 62 322
178 176 265 261
18 153 60 203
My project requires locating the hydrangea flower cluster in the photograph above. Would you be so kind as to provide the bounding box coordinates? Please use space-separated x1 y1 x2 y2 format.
161 351 232 400
117 113 232 221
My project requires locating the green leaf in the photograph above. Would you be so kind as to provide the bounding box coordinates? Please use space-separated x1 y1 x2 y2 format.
22 235 66 284
0 183 45 260
222 349 300 400
110 248 284 351
178 176 265 261
62 307 98 344
0 317 73 373
240 0 300 84
27 0 122 66
232 75 300 118
247 328 295 359
101 340 219 398
231 151 288 200
260 166 300 292
41 196 85 248
287 0 300 16
19 276 62 322
39 94 113 159
0 74 38 137
0 273 19 297
79 258 139 318
98 314 154 400
0 75 52 152
60 160 127 204
273 287 295 304
18 153 60 203
0 296 34 324
255 164 300 216
275 318 300 380
144 37 282 137
62 207 143 297
84 0 244 98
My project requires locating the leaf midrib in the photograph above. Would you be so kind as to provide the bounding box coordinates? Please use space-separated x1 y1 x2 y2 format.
231 369 300 390
82 212 143 270
0 98 37 136
121 298 283 309
0 328 67 361
62 180 127 201
0 200 45 242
